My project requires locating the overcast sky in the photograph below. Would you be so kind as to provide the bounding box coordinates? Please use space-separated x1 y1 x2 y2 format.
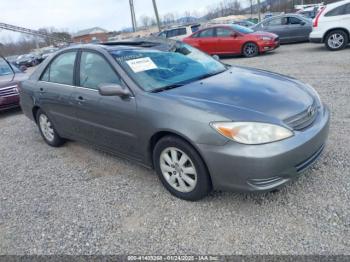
0 0 234 42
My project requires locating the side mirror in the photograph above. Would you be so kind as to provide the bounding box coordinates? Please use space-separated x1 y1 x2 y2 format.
231 32 238 38
98 83 131 97
212 55 220 61
300 21 306 26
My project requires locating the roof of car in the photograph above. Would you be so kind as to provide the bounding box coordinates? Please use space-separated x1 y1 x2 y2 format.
65 38 180 52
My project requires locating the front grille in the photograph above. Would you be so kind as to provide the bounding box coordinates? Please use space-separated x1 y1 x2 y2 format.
0 85 18 97
296 144 325 173
284 100 318 130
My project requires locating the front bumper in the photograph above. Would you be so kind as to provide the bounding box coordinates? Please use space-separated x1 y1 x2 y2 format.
259 40 280 52
0 94 20 111
197 106 330 192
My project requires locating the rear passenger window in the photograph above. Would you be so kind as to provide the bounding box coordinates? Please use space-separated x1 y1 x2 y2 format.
41 51 76 85
325 4 347 16
79 52 121 90
216 28 232 37
288 17 303 24
198 29 215 38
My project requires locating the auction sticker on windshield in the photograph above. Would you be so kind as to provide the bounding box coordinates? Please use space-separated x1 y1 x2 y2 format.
126 57 157 73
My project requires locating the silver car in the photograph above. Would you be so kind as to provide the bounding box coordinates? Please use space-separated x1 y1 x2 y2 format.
19 40 329 201
253 14 312 43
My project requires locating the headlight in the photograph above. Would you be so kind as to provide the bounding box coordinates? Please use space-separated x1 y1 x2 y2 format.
261 36 272 41
211 122 294 145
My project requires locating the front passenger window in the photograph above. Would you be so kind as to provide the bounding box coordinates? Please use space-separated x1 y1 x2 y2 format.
79 52 121 90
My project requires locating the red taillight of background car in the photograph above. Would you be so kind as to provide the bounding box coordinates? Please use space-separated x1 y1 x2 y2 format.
313 6 326 28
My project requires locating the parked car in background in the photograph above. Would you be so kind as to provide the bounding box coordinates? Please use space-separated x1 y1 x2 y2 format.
158 24 201 40
5 55 19 64
297 6 319 19
40 48 59 60
15 54 39 67
310 0 350 50
253 14 312 43
19 39 329 200
0 56 27 110
183 24 279 57
232 20 256 28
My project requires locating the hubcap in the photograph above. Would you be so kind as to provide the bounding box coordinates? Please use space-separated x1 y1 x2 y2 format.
39 114 55 142
160 147 197 193
245 43 257 56
328 33 344 49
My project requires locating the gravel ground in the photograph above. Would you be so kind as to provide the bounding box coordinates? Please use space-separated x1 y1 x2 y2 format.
0 43 349 255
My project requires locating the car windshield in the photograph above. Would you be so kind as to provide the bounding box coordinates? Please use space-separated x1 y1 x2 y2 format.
229 24 254 34
0 58 14 76
111 43 227 92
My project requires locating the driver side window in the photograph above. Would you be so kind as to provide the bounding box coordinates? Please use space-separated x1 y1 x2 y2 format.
79 52 122 90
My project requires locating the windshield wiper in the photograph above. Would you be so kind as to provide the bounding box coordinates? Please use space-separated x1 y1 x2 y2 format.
151 83 184 93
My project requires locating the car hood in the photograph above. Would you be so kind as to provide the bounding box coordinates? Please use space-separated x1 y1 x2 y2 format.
162 67 314 121
249 31 278 38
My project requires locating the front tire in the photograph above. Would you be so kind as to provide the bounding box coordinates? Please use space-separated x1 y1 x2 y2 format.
36 109 65 147
242 42 259 57
153 136 212 201
325 30 348 51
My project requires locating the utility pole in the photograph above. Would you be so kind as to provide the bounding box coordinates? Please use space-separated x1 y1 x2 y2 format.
152 0 161 32
250 0 253 18
129 0 137 32
257 0 261 22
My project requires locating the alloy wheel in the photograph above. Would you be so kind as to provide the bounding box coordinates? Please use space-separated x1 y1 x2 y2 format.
244 43 258 57
328 33 344 49
39 114 55 142
159 147 197 193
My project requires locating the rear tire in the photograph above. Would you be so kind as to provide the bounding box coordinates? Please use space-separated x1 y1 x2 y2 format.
153 136 212 201
325 30 348 51
242 42 259 57
36 109 65 147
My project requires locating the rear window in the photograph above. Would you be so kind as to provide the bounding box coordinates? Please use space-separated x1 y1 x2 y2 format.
167 28 187 37
191 25 200 33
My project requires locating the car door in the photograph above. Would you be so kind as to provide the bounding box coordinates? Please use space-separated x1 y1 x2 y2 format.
193 28 218 54
72 50 140 158
286 16 312 42
216 27 242 54
263 17 289 42
37 51 78 137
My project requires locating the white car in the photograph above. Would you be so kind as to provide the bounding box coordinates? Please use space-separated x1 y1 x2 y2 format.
158 24 200 40
310 0 350 50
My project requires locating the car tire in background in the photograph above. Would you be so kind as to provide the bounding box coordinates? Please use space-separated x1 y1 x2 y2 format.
242 42 259 57
36 109 65 147
325 30 349 51
153 136 212 201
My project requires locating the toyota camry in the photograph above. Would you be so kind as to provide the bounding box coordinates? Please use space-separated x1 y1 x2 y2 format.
19 39 330 201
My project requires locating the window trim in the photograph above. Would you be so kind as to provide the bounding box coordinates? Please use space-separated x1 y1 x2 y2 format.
39 49 79 86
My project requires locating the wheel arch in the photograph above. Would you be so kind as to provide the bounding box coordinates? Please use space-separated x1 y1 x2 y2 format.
32 105 41 122
323 28 350 43
241 41 260 55
148 130 213 186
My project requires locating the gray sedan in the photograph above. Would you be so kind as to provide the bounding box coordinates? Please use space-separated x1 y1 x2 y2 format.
19 40 329 201
253 14 312 43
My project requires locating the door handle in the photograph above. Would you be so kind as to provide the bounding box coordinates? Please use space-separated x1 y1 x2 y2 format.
77 96 84 101
39 87 44 92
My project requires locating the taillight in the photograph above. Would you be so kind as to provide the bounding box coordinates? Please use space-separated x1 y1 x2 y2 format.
313 6 326 27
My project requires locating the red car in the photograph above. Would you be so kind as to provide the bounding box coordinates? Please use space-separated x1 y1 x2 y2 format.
183 24 280 57
0 56 27 111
